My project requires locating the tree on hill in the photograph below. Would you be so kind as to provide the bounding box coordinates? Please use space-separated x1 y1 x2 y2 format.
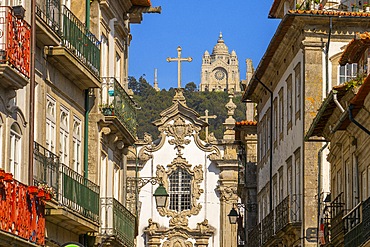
129 77 246 140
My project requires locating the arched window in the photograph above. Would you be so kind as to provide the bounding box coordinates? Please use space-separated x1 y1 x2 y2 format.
46 96 56 153
60 107 69 165
72 117 81 173
10 123 22 180
169 168 191 212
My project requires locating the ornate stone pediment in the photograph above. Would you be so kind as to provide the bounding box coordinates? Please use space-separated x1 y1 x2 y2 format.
144 218 215 247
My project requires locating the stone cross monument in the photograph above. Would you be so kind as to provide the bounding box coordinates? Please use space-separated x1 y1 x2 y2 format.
166 46 192 88
200 109 217 142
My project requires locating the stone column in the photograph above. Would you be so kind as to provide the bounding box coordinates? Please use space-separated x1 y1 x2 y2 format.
302 39 325 246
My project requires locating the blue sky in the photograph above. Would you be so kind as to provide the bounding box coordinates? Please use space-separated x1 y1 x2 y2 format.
129 0 280 90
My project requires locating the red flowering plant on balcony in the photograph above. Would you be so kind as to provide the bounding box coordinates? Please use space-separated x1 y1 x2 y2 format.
37 183 55 200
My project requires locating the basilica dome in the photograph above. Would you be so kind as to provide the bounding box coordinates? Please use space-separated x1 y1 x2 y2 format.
212 32 229 55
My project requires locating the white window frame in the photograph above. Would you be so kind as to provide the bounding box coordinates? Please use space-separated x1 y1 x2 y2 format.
60 106 69 165
72 117 82 174
46 95 56 153
338 63 357 85
10 124 21 180
169 168 192 212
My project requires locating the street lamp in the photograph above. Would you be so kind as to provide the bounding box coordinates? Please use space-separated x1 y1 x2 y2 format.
228 207 239 224
153 183 169 208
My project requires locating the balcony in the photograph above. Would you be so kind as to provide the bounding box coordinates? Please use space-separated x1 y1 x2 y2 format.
0 6 30 91
261 210 275 244
248 222 261 247
100 77 137 144
343 196 370 247
0 173 45 246
275 194 301 235
330 192 345 245
101 197 136 247
38 2 101 89
35 0 61 45
344 203 362 247
33 142 100 233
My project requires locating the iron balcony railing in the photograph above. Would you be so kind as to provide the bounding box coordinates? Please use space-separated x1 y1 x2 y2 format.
330 192 345 241
36 0 60 34
343 196 370 247
101 197 136 247
33 142 59 192
275 195 289 232
62 6 100 76
60 163 100 222
344 203 362 247
261 210 274 244
35 1 100 77
100 77 137 136
0 6 30 78
248 222 261 247
363 197 370 242
33 142 100 223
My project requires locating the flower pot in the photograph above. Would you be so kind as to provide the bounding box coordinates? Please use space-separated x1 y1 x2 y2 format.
28 186 38 195
366 6 370 12
4 173 13 182
37 189 45 198
44 192 52 201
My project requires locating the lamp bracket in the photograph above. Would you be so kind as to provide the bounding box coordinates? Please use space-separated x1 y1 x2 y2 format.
127 177 162 190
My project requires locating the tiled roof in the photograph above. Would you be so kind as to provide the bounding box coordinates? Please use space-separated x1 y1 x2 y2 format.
288 9 370 17
235 120 257 126
339 32 370 65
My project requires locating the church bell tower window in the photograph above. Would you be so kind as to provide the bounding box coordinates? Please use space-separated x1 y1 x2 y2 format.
169 168 192 212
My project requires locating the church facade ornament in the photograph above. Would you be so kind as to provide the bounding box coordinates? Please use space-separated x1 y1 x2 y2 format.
156 156 204 224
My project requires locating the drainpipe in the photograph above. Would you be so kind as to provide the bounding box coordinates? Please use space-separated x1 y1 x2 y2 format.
333 91 345 113
84 0 90 179
256 77 273 211
84 90 90 179
317 142 328 247
85 0 90 29
325 17 332 96
29 0 36 184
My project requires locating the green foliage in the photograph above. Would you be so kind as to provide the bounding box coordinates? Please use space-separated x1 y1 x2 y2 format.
129 78 246 140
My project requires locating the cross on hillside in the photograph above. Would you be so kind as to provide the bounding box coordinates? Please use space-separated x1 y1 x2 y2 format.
166 46 192 88
200 109 217 142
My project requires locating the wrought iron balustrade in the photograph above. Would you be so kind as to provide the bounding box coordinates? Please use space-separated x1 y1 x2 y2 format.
101 197 136 247
290 193 301 222
330 192 345 240
62 5 100 77
33 142 59 193
248 223 261 247
275 195 289 232
33 142 100 223
101 77 137 136
36 0 60 34
60 164 100 222
0 6 30 78
363 196 370 242
262 210 274 244
344 202 362 247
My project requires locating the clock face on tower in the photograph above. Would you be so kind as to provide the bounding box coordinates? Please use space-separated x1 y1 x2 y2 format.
214 69 225 80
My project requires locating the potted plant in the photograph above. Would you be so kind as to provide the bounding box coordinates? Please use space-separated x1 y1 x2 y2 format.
28 185 39 195
363 2 370 11
37 189 45 198
351 3 359 11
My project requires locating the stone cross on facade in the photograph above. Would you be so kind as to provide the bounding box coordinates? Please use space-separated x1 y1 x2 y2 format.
200 109 217 142
166 46 192 88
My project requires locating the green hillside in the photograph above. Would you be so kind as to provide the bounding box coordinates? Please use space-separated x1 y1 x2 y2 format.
129 76 246 140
